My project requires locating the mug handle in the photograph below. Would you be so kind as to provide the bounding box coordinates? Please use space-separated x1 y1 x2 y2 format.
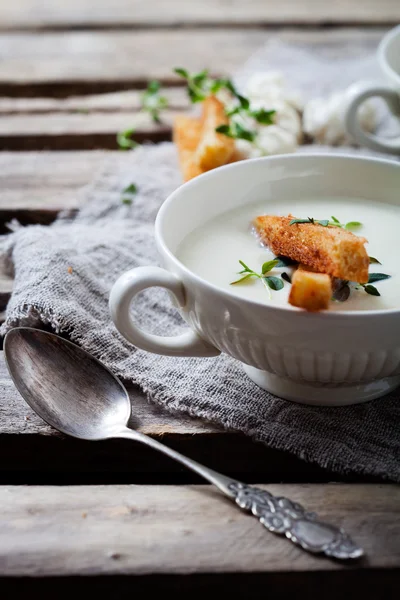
344 82 400 155
109 266 220 357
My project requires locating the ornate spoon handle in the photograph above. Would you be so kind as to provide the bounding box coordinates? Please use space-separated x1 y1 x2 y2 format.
228 481 364 559
118 429 363 560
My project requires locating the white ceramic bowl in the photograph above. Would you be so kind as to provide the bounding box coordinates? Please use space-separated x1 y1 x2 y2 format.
110 154 400 406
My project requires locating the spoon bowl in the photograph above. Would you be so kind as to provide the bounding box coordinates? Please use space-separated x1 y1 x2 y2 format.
4 327 131 440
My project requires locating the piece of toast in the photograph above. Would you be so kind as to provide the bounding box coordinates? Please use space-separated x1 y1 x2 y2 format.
254 215 369 283
173 115 204 181
173 96 236 181
288 265 332 311
194 96 235 171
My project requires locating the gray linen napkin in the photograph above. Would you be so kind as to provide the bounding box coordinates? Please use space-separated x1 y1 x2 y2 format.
2 142 399 482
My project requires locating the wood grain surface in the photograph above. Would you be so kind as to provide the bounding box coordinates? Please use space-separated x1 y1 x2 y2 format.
0 350 360 483
1 0 399 29
0 28 385 96
0 88 189 113
0 483 398 579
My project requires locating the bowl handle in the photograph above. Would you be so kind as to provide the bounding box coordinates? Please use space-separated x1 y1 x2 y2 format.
344 81 400 155
109 266 221 357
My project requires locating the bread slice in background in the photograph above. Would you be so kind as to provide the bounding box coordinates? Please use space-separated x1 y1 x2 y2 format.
194 96 235 171
173 96 236 181
173 115 203 181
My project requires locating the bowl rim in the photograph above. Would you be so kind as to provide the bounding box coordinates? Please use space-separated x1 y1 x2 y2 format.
155 152 400 320
378 24 400 85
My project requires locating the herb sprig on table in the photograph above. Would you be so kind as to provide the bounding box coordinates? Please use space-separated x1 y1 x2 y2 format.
121 183 138 205
141 81 168 123
173 67 275 143
117 128 138 150
117 80 168 149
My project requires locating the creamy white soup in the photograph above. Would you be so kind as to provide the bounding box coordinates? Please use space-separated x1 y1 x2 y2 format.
177 196 400 311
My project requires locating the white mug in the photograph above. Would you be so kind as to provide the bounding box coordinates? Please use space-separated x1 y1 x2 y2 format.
109 154 400 407
345 25 400 155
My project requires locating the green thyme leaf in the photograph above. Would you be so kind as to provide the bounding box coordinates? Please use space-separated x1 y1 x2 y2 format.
264 276 284 291
233 122 256 141
345 221 362 230
290 217 336 227
289 218 312 225
232 259 283 293
188 88 206 103
251 108 276 125
215 124 232 136
237 94 250 110
364 284 381 296
330 216 363 229
222 79 238 95
116 128 138 150
332 279 350 302
274 255 298 267
122 183 138 195
147 80 160 93
192 69 209 85
369 256 382 265
122 198 133 205
230 274 255 285
261 259 279 274
225 106 241 118
174 68 189 78
141 80 168 123
238 260 251 272
368 273 391 284
216 122 256 142
281 272 291 284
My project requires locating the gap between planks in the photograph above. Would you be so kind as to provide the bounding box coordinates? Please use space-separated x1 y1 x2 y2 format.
0 0 399 30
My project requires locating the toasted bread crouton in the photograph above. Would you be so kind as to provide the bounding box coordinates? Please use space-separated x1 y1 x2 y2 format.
173 115 204 181
194 96 235 171
254 215 369 283
289 268 332 312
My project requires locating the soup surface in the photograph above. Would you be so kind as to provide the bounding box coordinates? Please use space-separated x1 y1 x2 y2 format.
176 196 400 311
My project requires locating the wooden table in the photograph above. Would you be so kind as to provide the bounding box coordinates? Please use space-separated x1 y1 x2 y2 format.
0 2 399 596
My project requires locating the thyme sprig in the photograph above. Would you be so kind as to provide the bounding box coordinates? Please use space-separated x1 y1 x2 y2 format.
141 80 168 123
289 216 363 231
230 259 287 292
173 67 275 143
117 80 168 149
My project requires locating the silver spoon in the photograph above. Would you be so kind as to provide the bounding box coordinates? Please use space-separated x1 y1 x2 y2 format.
4 326 363 560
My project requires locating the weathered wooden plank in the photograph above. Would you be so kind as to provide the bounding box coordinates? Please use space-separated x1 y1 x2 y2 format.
0 350 352 482
0 151 109 230
0 28 385 96
0 0 398 29
0 483 398 583
0 110 176 150
0 350 215 437
0 88 189 114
